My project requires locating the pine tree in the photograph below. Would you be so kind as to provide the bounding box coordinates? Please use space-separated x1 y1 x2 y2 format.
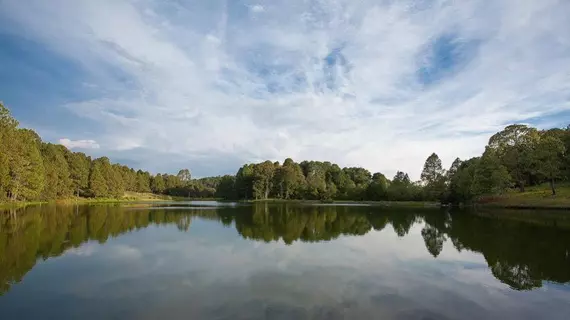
108 164 125 198
0 150 8 201
67 152 91 197
8 129 45 200
0 102 18 200
151 174 166 194
136 170 151 193
40 143 72 200
421 153 447 201
89 160 108 197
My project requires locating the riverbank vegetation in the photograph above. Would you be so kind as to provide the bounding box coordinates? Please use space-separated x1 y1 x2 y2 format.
1 102 569 206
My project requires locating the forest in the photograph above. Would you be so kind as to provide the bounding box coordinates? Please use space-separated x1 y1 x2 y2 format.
1 102 569 204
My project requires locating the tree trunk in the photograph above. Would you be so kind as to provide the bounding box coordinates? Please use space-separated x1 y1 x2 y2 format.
518 180 525 192
516 170 525 192
550 177 556 196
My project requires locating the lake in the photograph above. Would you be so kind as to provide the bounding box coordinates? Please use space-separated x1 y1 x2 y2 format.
1 202 569 319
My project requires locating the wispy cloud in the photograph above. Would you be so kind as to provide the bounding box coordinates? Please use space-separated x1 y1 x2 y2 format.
59 138 100 150
1 0 569 178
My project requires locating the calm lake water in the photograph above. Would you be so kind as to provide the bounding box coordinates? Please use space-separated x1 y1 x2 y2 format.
1 202 569 319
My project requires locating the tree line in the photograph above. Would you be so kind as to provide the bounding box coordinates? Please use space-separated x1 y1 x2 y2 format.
2 102 569 203
1 103 222 201
218 123 569 203
1 204 569 293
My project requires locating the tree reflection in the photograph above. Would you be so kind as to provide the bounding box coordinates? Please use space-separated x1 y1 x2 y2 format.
444 210 570 291
1 204 569 294
421 212 449 258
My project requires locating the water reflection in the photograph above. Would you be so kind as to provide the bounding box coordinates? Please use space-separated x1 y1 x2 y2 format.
1 203 569 297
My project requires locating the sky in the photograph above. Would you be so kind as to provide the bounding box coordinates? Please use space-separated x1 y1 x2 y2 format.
1 0 569 179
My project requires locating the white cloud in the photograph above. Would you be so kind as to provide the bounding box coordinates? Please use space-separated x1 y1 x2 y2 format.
66 243 98 257
108 244 143 261
250 5 264 13
59 138 100 150
2 0 570 178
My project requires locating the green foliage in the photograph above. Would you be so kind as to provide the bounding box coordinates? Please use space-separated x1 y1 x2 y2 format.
488 124 539 191
235 164 254 200
120 167 137 192
177 169 191 185
273 158 305 199
88 159 108 197
216 175 236 199
151 174 166 194
40 143 72 200
472 148 511 196
387 171 414 201
367 172 388 200
421 153 447 201
108 164 125 198
0 151 8 201
136 170 151 193
0 102 18 130
535 134 566 195
164 173 181 191
0 105 13 200
67 152 91 197
300 161 327 199
449 158 479 203
252 161 276 200
7 129 45 201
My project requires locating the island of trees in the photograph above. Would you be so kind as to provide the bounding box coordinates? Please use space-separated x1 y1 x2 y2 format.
1 102 569 205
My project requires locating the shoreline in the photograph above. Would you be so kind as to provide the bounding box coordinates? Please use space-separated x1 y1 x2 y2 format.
3 198 570 211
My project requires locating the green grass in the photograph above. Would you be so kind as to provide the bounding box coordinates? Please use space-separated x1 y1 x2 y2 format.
478 183 570 209
0 192 192 209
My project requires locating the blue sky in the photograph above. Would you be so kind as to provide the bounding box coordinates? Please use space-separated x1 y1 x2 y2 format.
1 0 569 178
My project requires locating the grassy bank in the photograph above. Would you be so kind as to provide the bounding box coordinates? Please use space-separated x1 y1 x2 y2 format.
477 183 570 209
0 192 192 209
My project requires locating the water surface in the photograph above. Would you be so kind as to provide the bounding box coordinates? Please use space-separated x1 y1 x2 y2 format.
1 202 569 319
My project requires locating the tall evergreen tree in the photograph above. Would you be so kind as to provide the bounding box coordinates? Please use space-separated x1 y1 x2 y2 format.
421 153 447 201
108 164 125 198
40 143 72 200
151 174 166 194
89 160 108 197
7 129 45 200
0 102 17 200
136 170 151 193
67 152 91 197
